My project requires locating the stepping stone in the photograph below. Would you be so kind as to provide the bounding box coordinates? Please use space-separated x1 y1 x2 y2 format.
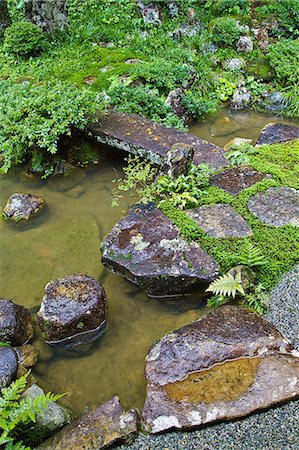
88 111 227 170
210 166 267 195
2 193 46 222
101 203 219 297
248 187 299 227
256 123 299 146
142 305 299 433
186 204 253 238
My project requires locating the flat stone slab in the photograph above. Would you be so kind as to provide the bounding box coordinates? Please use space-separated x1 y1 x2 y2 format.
101 203 219 297
210 166 267 195
248 187 299 227
37 396 139 449
142 305 299 433
186 204 253 238
256 123 299 146
88 111 227 169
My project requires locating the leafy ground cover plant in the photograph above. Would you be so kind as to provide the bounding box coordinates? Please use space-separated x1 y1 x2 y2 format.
3 21 46 57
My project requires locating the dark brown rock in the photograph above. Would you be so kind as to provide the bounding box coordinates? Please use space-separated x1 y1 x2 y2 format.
15 344 38 369
0 0 11 38
0 346 18 388
2 193 46 222
25 0 69 33
37 274 107 348
0 299 34 346
248 187 299 227
256 123 299 146
36 396 139 449
186 204 253 238
210 166 267 195
160 143 194 178
101 203 219 297
142 305 299 433
88 111 227 170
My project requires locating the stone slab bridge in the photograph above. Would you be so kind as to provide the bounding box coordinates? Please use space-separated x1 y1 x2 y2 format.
87 111 228 170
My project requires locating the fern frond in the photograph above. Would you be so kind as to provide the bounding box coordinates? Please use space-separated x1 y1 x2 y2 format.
237 243 268 267
206 271 245 298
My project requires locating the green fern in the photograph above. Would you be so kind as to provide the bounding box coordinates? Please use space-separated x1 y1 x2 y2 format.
207 295 230 309
206 271 245 298
236 243 268 267
240 284 270 315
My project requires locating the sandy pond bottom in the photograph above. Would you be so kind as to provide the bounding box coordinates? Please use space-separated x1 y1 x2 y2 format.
0 110 297 416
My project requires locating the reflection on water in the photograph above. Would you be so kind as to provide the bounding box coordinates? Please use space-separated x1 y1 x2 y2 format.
0 149 206 415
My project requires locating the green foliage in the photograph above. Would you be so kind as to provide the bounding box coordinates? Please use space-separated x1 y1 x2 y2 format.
206 271 245 298
209 17 241 47
3 21 46 57
210 0 250 16
234 242 268 267
255 0 299 38
0 79 104 175
181 91 218 119
0 372 63 449
225 142 257 165
215 77 236 101
240 284 269 315
268 39 299 85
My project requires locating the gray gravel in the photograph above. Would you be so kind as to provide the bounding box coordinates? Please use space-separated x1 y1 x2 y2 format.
119 265 299 450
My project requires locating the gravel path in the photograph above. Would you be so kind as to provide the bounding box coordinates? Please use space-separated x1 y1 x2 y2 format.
119 265 299 450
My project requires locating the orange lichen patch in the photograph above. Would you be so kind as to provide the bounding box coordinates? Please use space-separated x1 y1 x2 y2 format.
164 357 261 404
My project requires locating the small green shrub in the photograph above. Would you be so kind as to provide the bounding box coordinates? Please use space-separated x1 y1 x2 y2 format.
255 0 299 37
3 21 46 57
268 39 299 85
211 0 250 16
181 91 218 119
209 17 241 47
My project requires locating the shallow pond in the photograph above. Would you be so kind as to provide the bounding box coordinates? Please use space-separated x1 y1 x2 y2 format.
0 110 298 415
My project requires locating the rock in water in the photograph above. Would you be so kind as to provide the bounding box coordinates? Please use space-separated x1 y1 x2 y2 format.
37 274 107 349
0 347 18 388
101 203 219 297
142 305 299 433
2 193 46 222
36 396 139 449
0 299 34 346
248 187 299 227
25 0 69 33
160 143 194 178
256 123 299 145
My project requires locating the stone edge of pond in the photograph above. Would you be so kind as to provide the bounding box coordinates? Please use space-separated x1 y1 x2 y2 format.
117 265 299 450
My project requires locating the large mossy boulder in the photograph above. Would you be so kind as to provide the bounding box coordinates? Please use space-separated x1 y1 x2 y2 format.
37 274 107 349
142 305 299 433
0 299 34 346
101 203 219 297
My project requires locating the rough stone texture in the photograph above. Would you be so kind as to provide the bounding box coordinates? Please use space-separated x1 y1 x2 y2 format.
256 122 299 145
165 88 189 121
23 384 74 446
236 36 253 53
0 347 18 388
210 166 267 195
0 299 34 346
264 92 288 113
36 396 139 449
160 144 194 178
37 274 107 347
2 193 46 222
118 267 299 450
223 137 252 151
137 1 161 25
248 187 299 227
101 203 219 297
186 204 253 238
0 0 11 38
15 344 38 369
25 0 69 33
142 305 299 433
230 85 252 110
88 112 227 170
224 58 245 71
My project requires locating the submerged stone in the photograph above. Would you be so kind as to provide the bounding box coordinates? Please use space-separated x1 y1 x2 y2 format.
210 166 267 195
36 396 139 449
186 204 253 238
101 203 219 297
2 193 46 222
0 299 34 346
0 347 18 388
248 187 299 227
37 274 107 349
88 111 227 170
142 305 299 433
256 123 299 145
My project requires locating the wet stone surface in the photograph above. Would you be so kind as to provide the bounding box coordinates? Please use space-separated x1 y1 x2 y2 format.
142 305 299 433
37 274 107 347
248 187 299 227
257 123 299 145
37 396 139 449
160 143 194 178
210 166 267 195
186 204 253 238
0 347 18 388
101 203 219 297
0 299 34 346
2 193 46 222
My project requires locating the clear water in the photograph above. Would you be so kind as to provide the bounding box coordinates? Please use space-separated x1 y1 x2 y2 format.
0 111 298 415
